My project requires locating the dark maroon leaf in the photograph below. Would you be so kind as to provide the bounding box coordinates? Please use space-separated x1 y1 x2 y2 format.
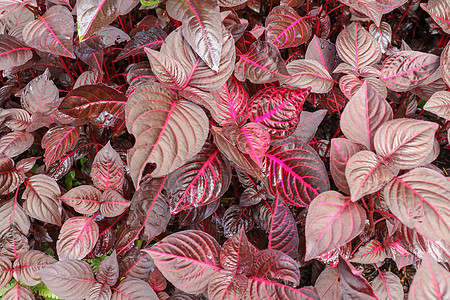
167 142 231 214
220 227 253 274
23 5 75 58
38 260 96 300
266 138 329 207
338 256 378 299
269 194 299 259
22 174 62 226
252 249 300 285
143 230 221 294
12 250 57 286
56 216 99 260
59 84 127 127
208 269 248 299
0 34 33 72
441 42 450 87
90 221 116 258
265 5 311 49
179 199 220 226
41 125 81 168
147 266 167 292
250 87 309 139
235 40 289 84
111 277 158 300
116 27 167 61
292 109 327 143
305 191 366 260
223 205 254 239
119 248 154 281
97 251 119 286
339 1 382 26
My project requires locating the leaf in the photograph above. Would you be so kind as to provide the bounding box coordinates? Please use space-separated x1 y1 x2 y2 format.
0 156 21 195
374 119 439 169
376 0 408 14
56 216 99 260
383 168 450 243
0 226 29 260
179 199 219 226
265 5 311 49
424 91 450 120
340 75 387 100
21 69 59 116
250 87 310 139
338 0 382 26
372 271 404 300
207 270 248 300
125 83 208 186
143 230 221 294
305 191 367 260
119 248 154 281
91 142 124 191
59 84 127 127
41 125 81 168
266 138 330 207
380 51 440 92
22 174 62 226
305 35 338 73
420 0 450 34
220 227 253 274
147 266 166 291
0 199 30 236
0 131 34 158
336 22 381 70
116 27 166 61
314 266 343 300
0 256 12 290
281 59 335 93
97 251 119 286
0 34 33 72
38 260 95 300
408 252 450 299
85 282 112 300
2 283 34 300
252 249 300 285
12 250 57 286
144 48 188 90
346 150 397 202
23 5 75 58
3 108 31 131
246 279 320 299
350 240 386 264
59 185 101 215
126 178 170 245
235 40 289 84
223 205 254 239
111 278 158 300
338 256 378 299
268 194 299 259
100 189 130 217
77 0 121 40
441 42 450 87
369 21 392 54
167 142 231 214
292 110 327 143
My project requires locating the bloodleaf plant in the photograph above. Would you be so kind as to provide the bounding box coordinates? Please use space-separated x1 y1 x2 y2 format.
0 0 449 299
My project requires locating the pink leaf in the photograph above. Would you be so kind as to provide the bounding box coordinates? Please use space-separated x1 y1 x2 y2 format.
314 266 343 300
2 283 34 300
111 278 158 300
41 125 81 168
12 250 57 286
0 34 33 72
282 59 335 93
350 239 386 264
376 0 408 14
0 156 21 195
0 256 12 290
97 251 119 286
441 42 450 87
252 249 300 285
338 0 382 26
77 0 121 40
59 185 101 215
91 142 125 191
0 131 34 158
100 189 130 218
423 90 450 120
420 0 450 34
21 69 59 116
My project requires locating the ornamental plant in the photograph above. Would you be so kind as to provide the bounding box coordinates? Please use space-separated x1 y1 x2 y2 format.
0 0 449 299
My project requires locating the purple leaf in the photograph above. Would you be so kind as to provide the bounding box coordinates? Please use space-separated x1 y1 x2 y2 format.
119 248 154 281
292 109 327 143
97 251 119 286
0 226 29 260
220 227 253 274
21 69 59 116
166 0 221 71
338 256 378 299
0 34 33 72
0 256 12 290
143 230 221 294
266 138 330 207
126 83 208 186
268 194 299 259
305 191 366 260
420 0 450 34
167 142 231 214
408 252 450 299
38 260 96 300
265 5 311 49
222 205 254 239
250 87 310 139
252 249 300 285
56 216 99 260
338 0 382 26
116 27 166 61
0 131 34 158
384 168 450 244
341 81 393 150
91 142 125 191
23 5 75 58
111 278 158 300
374 119 439 169
350 239 386 264
41 125 81 168
178 199 220 226
372 271 404 300
86 282 112 300
147 266 167 291
2 283 34 300
77 0 121 40
314 266 343 300
380 51 440 92
12 250 57 286
22 174 62 226
305 35 339 73
235 40 289 84
282 59 335 93
336 22 381 70
0 156 21 195
208 270 248 300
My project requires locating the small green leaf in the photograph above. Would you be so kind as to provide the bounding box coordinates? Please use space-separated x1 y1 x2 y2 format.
140 0 161 6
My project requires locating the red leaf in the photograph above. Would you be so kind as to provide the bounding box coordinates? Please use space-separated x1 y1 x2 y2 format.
41 125 81 168
305 191 366 260
23 5 75 58
208 270 248 300
143 230 221 294
266 138 330 207
119 248 154 281
420 0 450 34
338 256 378 299
220 227 253 274
252 249 300 285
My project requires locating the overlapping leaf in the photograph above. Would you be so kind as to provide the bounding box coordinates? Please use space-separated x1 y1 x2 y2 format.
126 83 208 185
376 0 408 14
220 228 253 274
21 69 59 116
282 59 335 93
59 84 127 127
2 283 34 300
143 230 221 294
111 278 158 300
265 5 311 49
305 35 339 73
222 205 254 239
442 42 450 86
13 250 57 286
372 271 404 300
60 185 101 217
0 131 34 158
350 240 386 264
56 216 99 260
91 142 124 191
314 267 343 300
383 168 450 243
116 27 166 61
266 138 329 207
77 0 121 40
23 5 75 58
339 0 382 26
0 256 12 290
3 108 31 131
305 191 366 260
100 189 130 217
119 248 154 280
0 199 30 235
338 257 378 299
0 156 21 195
167 142 231 214
0 34 33 71
421 0 450 34
41 125 80 168
423 91 450 120
208 270 248 300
